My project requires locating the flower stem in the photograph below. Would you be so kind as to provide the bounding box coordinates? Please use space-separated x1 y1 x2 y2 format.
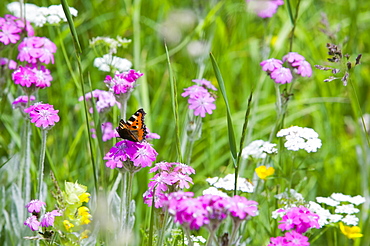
37 129 48 201
157 209 170 246
120 171 127 233
125 171 135 231
229 219 242 244
24 118 32 206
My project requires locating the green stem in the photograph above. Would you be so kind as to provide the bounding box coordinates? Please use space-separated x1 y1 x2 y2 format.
125 172 135 231
37 129 48 201
229 219 242 244
120 171 127 232
288 0 302 52
157 209 170 246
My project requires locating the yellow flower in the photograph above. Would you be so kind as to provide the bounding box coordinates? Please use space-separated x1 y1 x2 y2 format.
63 220 75 231
79 192 90 203
339 222 363 239
78 206 92 225
80 230 90 240
255 165 275 180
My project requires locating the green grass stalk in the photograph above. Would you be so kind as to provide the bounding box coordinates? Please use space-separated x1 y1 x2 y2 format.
37 129 48 201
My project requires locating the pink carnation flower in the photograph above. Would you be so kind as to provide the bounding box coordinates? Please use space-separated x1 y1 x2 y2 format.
12 95 36 109
17 36 57 64
24 215 40 231
24 103 60 129
270 67 293 84
25 199 46 213
40 210 62 227
104 69 144 95
260 58 283 72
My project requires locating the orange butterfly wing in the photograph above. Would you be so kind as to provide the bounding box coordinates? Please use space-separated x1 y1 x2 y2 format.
117 108 147 142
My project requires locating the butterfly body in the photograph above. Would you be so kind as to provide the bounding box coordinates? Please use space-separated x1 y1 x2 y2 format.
117 108 147 142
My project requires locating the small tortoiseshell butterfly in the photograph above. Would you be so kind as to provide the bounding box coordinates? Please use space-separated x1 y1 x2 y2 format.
117 108 147 142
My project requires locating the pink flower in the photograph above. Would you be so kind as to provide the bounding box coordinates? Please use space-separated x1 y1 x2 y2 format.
278 206 320 233
0 57 17 69
284 231 309 246
104 69 144 95
246 0 284 18
292 60 312 77
17 37 57 64
104 140 158 171
192 78 217 91
260 58 283 72
24 103 60 129
268 236 287 246
25 199 45 213
270 67 293 84
12 95 36 109
188 92 216 117
181 85 208 98
40 210 62 227
79 89 120 113
12 65 52 89
24 216 40 231
229 195 258 220
283 52 305 64
0 22 21 45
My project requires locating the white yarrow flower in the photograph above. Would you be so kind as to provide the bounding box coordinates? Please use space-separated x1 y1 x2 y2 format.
206 174 254 193
341 215 359 226
316 196 340 207
202 187 229 197
348 195 366 205
330 193 352 202
242 140 277 159
335 204 360 214
93 54 132 73
277 126 322 153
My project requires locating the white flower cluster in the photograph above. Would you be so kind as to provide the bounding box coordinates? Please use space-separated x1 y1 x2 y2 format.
202 187 229 197
277 126 322 153
242 140 277 159
206 173 255 193
90 36 131 54
308 193 365 227
7 2 78 27
93 54 132 73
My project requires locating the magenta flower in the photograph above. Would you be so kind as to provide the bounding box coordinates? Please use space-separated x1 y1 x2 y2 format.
228 195 258 220
12 95 36 109
267 236 287 246
292 60 312 77
181 85 208 98
188 92 216 117
192 78 217 91
104 69 144 95
144 162 195 208
17 36 57 64
24 103 60 129
284 230 309 246
104 140 158 171
101 122 119 141
40 210 62 227
0 21 21 45
79 89 120 113
270 67 293 84
24 216 40 231
198 195 229 232
25 199 46 213
278 206 320 233
283 52 305 64
12 65 53 89
0 57 17 69
260 58 283 72
146 127 161 140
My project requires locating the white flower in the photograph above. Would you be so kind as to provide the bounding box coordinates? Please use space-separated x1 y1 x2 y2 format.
206 174 254 193
242 140 277 159
7 2 78 27
277 126 322 153
329 214 343 223
316 196 340 207
308 201 331 227
348 195 365 205
331 193 352 202
271 208 286 219
90 36 131 54
93 54 132 73
335 204 360 214
202 187 229 197
341 215 359 226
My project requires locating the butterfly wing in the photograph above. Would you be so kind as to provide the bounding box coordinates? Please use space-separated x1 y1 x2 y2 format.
117 108 147 142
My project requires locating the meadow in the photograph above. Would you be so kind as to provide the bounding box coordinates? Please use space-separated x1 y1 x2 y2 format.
0 0 369 245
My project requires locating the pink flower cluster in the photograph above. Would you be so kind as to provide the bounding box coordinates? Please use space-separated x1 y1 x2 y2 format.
12 65 53 89
0 14 34 45
0 57 17 70
246 0 284 18
143 162 195 208
104 69 144 95
268 206 320 246
90 122 119 142
24 103 60 129
164 192 258 231
79 89 120 114
17 36 57 64
182 78 217 117
260 52 312 84
24 199 62 231
12 95 36 109
104 140 158 171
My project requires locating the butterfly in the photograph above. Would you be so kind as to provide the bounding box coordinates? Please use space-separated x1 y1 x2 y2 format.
116 108 147 142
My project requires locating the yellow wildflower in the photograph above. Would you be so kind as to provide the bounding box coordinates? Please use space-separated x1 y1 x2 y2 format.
80 230 90 240
79 192 90 203
255 165 275 180
78 206 92 225
339 222 363 239
63 220 75 231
